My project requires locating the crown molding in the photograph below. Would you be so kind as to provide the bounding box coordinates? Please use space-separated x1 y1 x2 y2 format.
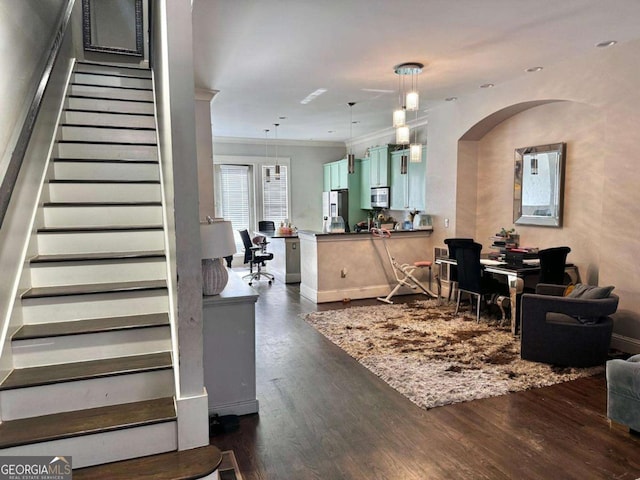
213 136 345 148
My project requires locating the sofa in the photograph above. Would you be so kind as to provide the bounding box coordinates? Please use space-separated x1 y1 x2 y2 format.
607 354 640 433
520 283 618 367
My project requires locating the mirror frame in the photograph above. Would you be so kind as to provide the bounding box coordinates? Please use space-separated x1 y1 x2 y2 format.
513 142 566 227
82 0 144 57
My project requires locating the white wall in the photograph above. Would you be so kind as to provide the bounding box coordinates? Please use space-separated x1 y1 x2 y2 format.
212 138 345 231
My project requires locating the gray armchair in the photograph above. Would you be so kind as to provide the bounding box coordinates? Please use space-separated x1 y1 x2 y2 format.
607 354 640 433
520 284 618 367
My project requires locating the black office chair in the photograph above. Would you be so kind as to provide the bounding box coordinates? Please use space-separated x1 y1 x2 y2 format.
239 229 274 286
258 221 276 233
442 238 475 302
538 246 571 285
454 241 508 322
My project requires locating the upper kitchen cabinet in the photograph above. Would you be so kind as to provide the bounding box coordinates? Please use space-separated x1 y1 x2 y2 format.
323 158 359 191
368 145 395 187
360 157 371 209
389 148 426 211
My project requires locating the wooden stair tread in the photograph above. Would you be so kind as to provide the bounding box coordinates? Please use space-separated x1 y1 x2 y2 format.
49 179 160 184
57 139 156 145
38 224 163 233
13 313 170 341
43 201 161 207
73 444 223 480
30 250 165 263
22 279 166 299
0 397 175 449
67 95 153 104
76 61 151 72
71 82 153 92
61 123 156 131
0 352 172 391
52 157 159 164
64 108 155 117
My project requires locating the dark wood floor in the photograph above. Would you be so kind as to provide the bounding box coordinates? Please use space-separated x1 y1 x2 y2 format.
211 273 640 479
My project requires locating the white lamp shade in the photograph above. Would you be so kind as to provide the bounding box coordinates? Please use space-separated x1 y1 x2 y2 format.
406 91 419 111
396 125 410 145
410 143 422 163
200 220 237 259
392 108 406 128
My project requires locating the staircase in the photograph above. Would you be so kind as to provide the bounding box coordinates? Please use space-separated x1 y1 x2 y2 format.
0 62 178 468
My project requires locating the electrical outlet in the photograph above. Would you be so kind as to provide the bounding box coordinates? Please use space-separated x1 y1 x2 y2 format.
444 218 450 228
341 268 348 278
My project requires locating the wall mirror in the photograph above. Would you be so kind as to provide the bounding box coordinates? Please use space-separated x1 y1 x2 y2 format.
82 0 143 56
513 142 566 227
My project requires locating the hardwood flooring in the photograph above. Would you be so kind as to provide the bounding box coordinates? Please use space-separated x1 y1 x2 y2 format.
211 273 640 479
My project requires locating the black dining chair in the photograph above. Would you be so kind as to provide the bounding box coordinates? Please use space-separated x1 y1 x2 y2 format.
538 246 571 285
454 241 508 322
239 229 274 286
258 220 276 233
442 238 475 302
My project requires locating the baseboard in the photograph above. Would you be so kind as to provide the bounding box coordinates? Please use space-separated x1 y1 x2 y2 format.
611 333 640 354
209 398 259 416
300 282 419 304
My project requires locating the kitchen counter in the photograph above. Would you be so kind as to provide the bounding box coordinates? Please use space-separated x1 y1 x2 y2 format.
298 229 434 303
256 230 300 283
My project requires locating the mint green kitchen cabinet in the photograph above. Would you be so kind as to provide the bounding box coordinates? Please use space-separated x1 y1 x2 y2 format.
360 157 371 209
368 145 392 187
323 158 353 191
389 148 426 211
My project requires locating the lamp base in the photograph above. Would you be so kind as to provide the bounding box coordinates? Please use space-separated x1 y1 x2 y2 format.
202 258 229 296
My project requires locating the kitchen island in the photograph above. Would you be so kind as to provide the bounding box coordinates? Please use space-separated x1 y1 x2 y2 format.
257 230 300 283
299 229 434 303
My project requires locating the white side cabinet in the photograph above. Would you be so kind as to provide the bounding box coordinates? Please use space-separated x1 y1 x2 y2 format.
202 271 259 416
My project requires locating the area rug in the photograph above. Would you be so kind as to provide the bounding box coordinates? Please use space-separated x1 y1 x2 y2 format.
303 299 603 410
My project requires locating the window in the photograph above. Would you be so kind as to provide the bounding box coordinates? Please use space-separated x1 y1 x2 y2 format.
262 165 289 224
216 164 253 252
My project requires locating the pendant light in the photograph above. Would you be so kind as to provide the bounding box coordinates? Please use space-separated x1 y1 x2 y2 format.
347 102 356 174
531 155 539 175
392 73 406 128
264 129 271 183
409 108 422 163
393 62 424 164
273 123 280 180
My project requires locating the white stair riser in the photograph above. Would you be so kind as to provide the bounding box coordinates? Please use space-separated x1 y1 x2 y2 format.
43 205 162 227
64 110 155 129
60 126 157 143
0 369 174 420
21 290 169 324
74 72 153 89
53 161 159 181
57 142 157 160
66 96 154 114
37 230 165 255
70 84 153 102
0 421 177 469
75 63 152 78
29 258 167 287
48 183 161 203
13 328 171 368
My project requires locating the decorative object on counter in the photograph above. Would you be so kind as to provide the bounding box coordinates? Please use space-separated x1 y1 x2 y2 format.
412 213 432 230
200 217 237 295
277 221 295 236
327 216 345 233
347 102 356 174
376 212 395 230
489 228 519 258
303 299 602 410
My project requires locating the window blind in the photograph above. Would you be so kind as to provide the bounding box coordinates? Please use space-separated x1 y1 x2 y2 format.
262 165 289 224
218 164 251 252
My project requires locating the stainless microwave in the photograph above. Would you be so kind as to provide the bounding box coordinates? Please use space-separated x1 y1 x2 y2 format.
371 187 390 208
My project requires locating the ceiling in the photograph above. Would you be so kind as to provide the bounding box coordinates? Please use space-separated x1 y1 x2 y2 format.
192 0 640 143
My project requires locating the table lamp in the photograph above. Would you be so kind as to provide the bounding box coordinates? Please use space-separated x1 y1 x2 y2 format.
200 219 237 295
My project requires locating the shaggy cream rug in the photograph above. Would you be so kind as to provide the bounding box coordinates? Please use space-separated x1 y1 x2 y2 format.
303 299 603 410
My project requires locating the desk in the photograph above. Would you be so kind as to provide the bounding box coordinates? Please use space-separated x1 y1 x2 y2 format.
435 256 580 335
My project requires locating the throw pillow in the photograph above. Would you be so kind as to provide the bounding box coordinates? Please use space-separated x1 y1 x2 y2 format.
567 283 615 299
563 284 575 296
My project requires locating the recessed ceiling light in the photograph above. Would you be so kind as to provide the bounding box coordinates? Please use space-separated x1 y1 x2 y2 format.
300 89 327 105
278 116 287 120
327 130 335 134
480 83 494 89
525 66 543 72
445 97 458 102
596 40 617 48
